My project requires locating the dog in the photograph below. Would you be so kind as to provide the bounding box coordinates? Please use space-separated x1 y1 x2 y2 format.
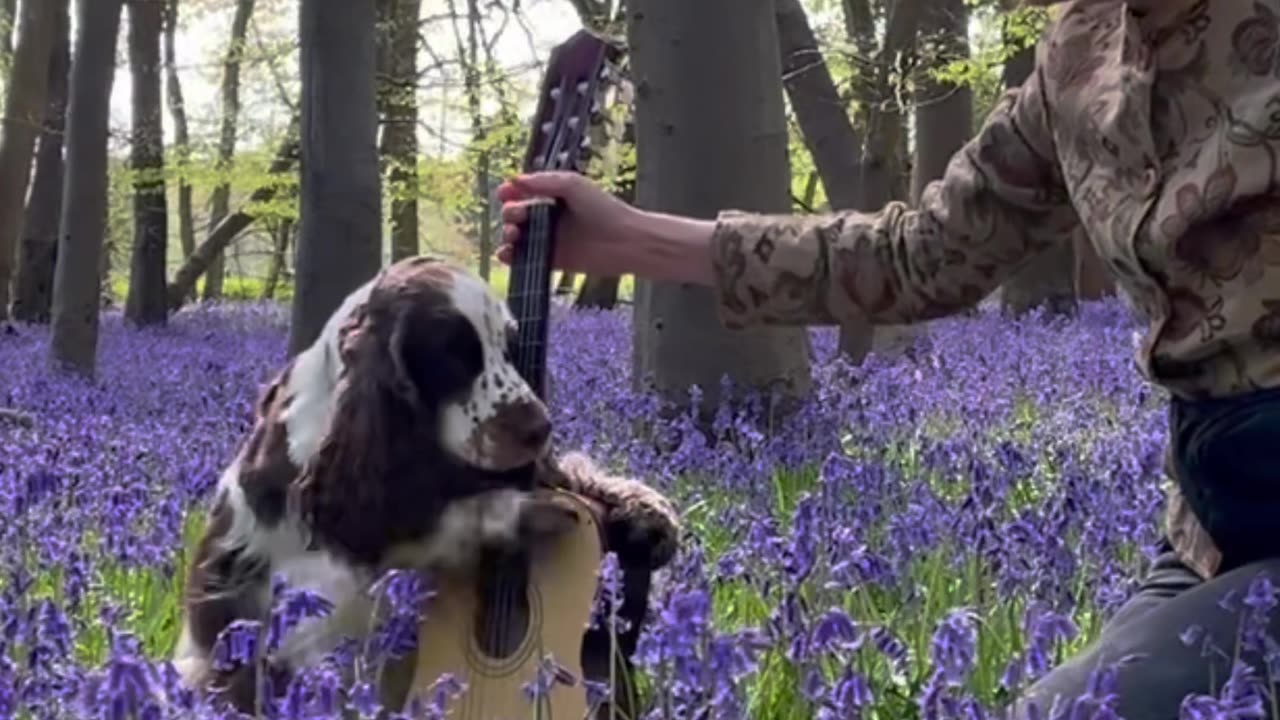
172 256 679 714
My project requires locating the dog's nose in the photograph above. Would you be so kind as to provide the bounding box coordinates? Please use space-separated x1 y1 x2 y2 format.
501 400 551 450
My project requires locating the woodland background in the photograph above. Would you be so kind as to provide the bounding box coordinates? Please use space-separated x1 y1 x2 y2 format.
0 0 1112 408
0 4 1197 717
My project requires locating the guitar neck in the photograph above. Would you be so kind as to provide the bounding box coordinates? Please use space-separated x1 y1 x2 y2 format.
506 200 560 400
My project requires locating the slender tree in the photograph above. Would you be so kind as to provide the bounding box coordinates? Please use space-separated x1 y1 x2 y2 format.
775 0 863 210
0 0 14 68
289 0 381 355
11 0 68 323
0 0 57 317
911 0 972 203
203 0 255 300
448 0 493 280
167 119 299 309
627 0 813 416
774 0 882 359
164 0 196 268
124 0 168 326
378 0 421 261
50 0 125 375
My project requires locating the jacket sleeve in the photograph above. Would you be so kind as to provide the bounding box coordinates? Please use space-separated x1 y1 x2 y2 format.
708 52 1081 330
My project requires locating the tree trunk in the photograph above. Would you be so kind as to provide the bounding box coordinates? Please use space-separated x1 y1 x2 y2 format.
910 0 971 203
49 0 123 376
575 275 620 309
856 0 970 354
203 0 254 301
575 104 633 313
627 0 812 417
167 120 299 309
289 0 381 355
164 0 195 271
11 0 67 323
454 0 492 281
774 0 881 361
262 217 293 300
0 0 58 319
775 0 862 209
124 0 168 326
833 0 925 359
555 272 576 295
379 0 420 262
0 0 13 65
996 40 1075 316
854 0 920 210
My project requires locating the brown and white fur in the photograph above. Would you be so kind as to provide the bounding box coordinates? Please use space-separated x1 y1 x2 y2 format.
172 256 679 713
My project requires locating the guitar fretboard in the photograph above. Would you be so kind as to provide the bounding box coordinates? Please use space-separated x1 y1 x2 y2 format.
506 201 557 400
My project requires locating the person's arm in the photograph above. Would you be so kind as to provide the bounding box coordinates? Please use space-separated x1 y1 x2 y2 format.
662 53 1080 331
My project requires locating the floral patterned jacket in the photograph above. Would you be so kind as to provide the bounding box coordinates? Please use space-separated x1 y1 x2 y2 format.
707 0 1280 579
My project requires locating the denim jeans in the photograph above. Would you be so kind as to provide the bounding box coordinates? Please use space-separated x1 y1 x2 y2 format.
1013 389 1280 718
1014 543 1280 718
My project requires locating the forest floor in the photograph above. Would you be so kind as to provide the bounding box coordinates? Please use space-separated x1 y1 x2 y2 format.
0 296 1187 718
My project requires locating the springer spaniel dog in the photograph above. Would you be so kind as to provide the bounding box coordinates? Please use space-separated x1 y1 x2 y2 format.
172 256 679 714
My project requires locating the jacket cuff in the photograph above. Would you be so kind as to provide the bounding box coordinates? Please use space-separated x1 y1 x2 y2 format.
708 209 845 331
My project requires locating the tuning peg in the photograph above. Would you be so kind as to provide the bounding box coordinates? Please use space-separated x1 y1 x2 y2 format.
540 121 553 135
576 80 589 96
550 87 562 102
531 156 545 170
567 117 580 130
556 151 570 166
579 135 591 151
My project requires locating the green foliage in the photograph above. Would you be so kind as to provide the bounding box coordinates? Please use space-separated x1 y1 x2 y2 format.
931 3 1050 92
90 0 1042 307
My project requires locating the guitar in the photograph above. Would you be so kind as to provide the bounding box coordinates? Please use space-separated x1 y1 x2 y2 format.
406 29 630 720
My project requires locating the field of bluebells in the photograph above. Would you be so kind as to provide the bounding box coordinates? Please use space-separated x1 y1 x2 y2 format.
1 294 1243 719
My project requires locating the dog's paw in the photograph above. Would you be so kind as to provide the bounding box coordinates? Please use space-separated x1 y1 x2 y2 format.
608 496 680 571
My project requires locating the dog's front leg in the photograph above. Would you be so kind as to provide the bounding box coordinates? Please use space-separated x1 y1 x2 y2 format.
382 488 579 574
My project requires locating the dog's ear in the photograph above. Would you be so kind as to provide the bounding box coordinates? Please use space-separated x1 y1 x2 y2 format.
387 299 435 406
293 307 409 565
388 296 483 406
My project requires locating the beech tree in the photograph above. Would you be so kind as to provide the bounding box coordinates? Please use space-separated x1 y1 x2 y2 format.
0 0 57 317
202 0 255 300
377 0 421 262
164 0 195 269
289 0 381 355
911 0 972 204
124 0 169 326
627 0 813 415
50 0 124 375
10 0 68 322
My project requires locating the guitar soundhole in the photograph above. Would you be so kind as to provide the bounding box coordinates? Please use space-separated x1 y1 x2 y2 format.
473 551 532 659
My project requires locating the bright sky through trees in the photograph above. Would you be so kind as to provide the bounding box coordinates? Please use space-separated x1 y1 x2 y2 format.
100 0 583 156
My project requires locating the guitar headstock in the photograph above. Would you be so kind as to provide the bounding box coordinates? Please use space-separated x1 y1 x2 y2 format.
521 29 626 177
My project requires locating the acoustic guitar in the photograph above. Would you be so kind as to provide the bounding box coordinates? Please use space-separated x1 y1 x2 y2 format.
406 29 631 720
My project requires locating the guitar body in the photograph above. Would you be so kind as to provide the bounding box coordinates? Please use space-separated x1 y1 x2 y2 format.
407 489 605 719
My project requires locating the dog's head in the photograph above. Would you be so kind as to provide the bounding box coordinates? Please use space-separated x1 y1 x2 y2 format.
343 256 550 470
292 257 551 561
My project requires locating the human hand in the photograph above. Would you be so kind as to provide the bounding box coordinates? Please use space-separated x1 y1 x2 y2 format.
495 171 646 278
